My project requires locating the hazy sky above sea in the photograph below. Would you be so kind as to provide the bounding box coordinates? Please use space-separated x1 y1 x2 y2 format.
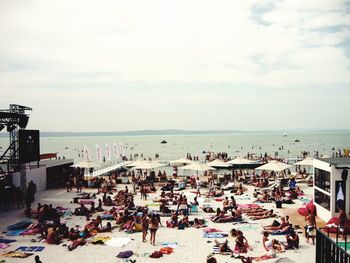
1 0 350 132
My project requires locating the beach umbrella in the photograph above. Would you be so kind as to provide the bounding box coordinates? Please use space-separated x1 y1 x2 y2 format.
179 162 216 172
294 158 314 166
169 158 193 166
71 160 100 169
207 159 232 168
131 160 166 170
228 157 255 165
255 160 291 172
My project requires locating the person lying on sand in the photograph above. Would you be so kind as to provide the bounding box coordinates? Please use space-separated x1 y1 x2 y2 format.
250 210 276 220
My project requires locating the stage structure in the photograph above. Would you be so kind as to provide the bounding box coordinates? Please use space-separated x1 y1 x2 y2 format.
0 104 40 189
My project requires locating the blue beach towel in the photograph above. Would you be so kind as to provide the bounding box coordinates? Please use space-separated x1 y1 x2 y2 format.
6 230 25 236
7 219 32 231
0 238 16 244
16 246 45 252
203 232 228 238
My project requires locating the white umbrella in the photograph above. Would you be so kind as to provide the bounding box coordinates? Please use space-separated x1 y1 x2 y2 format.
169 158 193 166
255 160 291 172
71 160 100 169
132 161 166 170
294 158 314 166
207 159 232 168
228 157 255 165
179 162 216 172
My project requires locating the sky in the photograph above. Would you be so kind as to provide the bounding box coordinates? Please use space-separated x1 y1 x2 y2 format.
1 0 350 132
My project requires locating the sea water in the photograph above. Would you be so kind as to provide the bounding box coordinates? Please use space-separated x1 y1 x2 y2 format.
0 132 349 163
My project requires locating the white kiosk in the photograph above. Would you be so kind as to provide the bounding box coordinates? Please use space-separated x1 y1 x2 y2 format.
313 158 350 222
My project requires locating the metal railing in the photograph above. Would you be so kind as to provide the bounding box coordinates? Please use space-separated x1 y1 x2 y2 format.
316 227 350 263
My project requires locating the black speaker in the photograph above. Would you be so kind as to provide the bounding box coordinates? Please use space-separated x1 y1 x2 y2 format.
18 115 29 129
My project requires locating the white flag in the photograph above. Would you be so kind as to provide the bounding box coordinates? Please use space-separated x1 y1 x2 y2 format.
114 143 120 160
96 144 102 162
106 144 111 161
120 142 125 157
83 146 91 161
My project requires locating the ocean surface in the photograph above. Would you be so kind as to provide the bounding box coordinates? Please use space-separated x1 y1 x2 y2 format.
0 132 349 164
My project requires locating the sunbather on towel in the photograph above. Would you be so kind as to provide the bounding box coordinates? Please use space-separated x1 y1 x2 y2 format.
263 216 289 231
250 210 276 220
214 239 233 255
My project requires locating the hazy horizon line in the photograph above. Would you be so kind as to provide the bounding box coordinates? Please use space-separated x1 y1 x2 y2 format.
1 128 349 138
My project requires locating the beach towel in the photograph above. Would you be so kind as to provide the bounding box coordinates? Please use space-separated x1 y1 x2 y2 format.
0 243 10 249
337 242 350 251
160 247 174 254
238 225 259 231
271 229 293 235
63 209 73 217
215 217 243 223
91 236 111 245
0 238 16 244
1 251 33 258
6 230 25 236
105 237 132 247
79 199 95 204
238 204 261 209
203 233 228 238
7 219 32 231
100 214 113 220
212 245 231 255
162 242 178 248
117 250 133 258
203 228 223 233
16 246 45 252
235 196 251 200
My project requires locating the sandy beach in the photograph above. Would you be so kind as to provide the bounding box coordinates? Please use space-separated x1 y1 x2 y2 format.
0 181 318 263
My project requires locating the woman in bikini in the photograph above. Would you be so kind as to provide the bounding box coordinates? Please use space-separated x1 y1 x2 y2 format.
142 214 150 242
149 214 159 246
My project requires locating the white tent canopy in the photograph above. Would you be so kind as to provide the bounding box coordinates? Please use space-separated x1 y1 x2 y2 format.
228 157 255 165
131 161 166 170
169 158 193 166
179 162 216 172
255 160 291 172
207 159 232 168
71 160 100 169
294 158 314 166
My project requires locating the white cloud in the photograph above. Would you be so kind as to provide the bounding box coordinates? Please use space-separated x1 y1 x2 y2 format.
0 0 349 130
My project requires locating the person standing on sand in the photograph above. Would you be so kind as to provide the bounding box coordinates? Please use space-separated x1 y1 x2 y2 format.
142 214 150 242
149 214 159 246
305 208 316 244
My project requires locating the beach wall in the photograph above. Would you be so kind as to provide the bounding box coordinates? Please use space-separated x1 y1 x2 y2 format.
12 166 47 192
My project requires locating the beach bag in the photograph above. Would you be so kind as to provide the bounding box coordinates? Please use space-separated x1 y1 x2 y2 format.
117 250 133 258
150 251 163 258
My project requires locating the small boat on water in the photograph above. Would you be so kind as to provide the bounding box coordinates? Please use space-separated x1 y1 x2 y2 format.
161 140 167 144
283 133 287 137
294 139 300 142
